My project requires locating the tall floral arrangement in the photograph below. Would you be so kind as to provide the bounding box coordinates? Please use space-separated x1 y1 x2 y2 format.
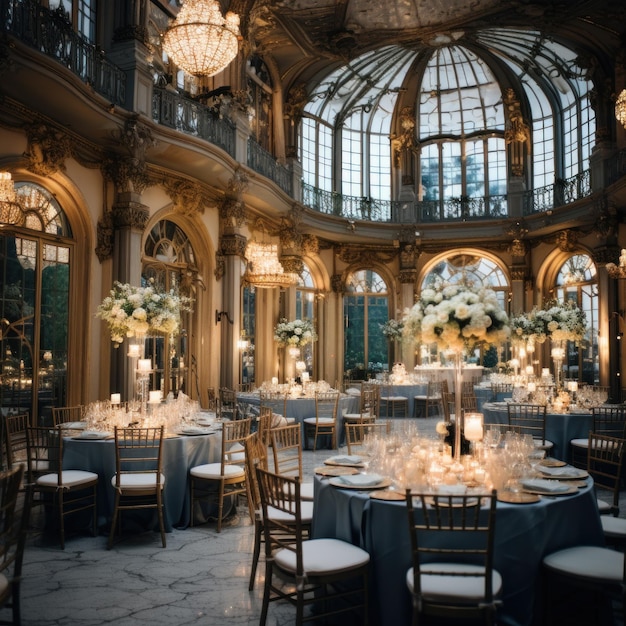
97 280 193 346
402 278 510 354
273 318 318 348
512 300 587 346
380 319 404 341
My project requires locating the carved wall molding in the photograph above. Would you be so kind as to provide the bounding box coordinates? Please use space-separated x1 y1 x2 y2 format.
164 179 206 216
331 273 344 294
219 232 248 257
592 245 622 266
280 255 304 275
510 267 528 281
214 253 225 282
336 244 396 265
219 197 247 229
95 210 114 262
398 270 417 284
302 234 319 255
23 122 72 176
509 239 528 258
111 199 149 230
555 229 579 252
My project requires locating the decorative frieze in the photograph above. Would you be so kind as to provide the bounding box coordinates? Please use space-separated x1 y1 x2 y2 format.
24 122 72 176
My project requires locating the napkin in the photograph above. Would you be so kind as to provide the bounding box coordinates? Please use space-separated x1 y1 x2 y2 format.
539 466 581 478
181 426 206 434
330 455 363 464
521 478 570 493
437 484 467 495
338 473 383 487
79 431 109 439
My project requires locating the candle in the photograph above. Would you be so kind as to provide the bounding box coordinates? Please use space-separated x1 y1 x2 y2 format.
567 380 578 392
271 377 278 385
149 390 162 403
127 344 141 358
525 365 534 375
301 372 310 382
474 467 486 483
110 393 121 405
464 413 484 442
527 382 536 393
137 359 152 372
541 368 550 378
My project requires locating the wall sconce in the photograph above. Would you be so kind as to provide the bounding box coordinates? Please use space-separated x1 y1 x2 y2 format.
215 310 234 325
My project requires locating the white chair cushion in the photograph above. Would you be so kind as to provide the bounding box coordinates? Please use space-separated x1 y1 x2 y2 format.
267 500 314 524
227 442 245 461
406 563 503 602
534 439 554 450
303 417 334 425
274 537 369 575
570 438 589 449
381 396 408 402
543 546 624 583
601 515 626 538
299 482 315 501
38 470 98 488
597 498 613 514
190 463 245 480
111 473 165 490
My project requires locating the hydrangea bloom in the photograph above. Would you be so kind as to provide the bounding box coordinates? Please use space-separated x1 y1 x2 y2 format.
273 318 318 347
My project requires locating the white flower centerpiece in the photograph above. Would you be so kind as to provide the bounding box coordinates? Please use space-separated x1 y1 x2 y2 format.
403 277 510 459
274 318 318 357
97 280 193 346
380 319 404 342
511 300 586 347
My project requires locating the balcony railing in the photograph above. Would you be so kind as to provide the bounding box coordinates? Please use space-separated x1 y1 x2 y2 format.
152 88 236 158
247 139 293 196
2 0 126 106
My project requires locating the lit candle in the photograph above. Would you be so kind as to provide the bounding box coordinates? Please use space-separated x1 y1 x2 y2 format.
110 393 121 405
301 371 310 382
464 413 484 442
541 368 550 378
137 359 152 372
271 377 278 385
567 380 578 392
525 365 534 375
127 344 141 358
149 390 162 403
527 382 536 393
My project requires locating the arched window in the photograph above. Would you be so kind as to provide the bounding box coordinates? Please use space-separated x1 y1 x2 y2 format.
420 253 509 366
142 220 197 398
0 182 72 421
296 264 316 376
555 253 598 384
344 269 388 380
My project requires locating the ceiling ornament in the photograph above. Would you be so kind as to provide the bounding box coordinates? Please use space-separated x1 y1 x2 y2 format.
162 0 240 77
0 172 25 227
616 89 626 130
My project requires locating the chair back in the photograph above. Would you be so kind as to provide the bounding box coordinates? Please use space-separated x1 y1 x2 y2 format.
4 412 30 470
462 393 479 413
491 383 512 401
0 465 30 605
221 417 253 474
112 426 164 492
52 405 84 427
405 490 499 611
314 391 339 422
257 406 273 446
345 421 391 455
441 391 455 421
259 391 288 419
243 432 268 511
587 433 625 513
361 383 381 418
218 387 238 421
206 387 217 411
507 403 548 444
25 425 61 486
591 405 626 438
270 424 304 479
256 467 304 563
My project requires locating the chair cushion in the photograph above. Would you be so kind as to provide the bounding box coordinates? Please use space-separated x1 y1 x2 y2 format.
228 442 245 461
267 500 314 524
274 537 369 576
303 417 335 425
381 396 408 402
190 463 245 480
111 473 165 490
543 546 624 583
597 498 613 514
570 438 589 449
299 482 315 501
38 470 98 488
534 439 554 450
406 563 503 602
601 515 626 538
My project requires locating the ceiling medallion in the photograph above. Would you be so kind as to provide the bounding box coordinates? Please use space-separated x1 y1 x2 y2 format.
162 0 240 77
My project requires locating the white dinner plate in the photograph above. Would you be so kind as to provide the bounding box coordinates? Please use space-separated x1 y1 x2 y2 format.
539 466 588 480
177 427 212 436
61 421 87 430
72 431 111 440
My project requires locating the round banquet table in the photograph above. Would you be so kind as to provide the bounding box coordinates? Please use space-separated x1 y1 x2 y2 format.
237 392 360 447
482 402 593 462
313 474 604 626
63 431 222 531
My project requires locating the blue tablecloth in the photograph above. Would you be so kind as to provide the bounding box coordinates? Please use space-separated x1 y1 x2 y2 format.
313 475 604 626
482 402 593 462
63 432 221 530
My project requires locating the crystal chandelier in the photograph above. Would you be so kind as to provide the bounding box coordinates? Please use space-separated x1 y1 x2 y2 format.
607 249 626 279
616 89 626 130
162 0 240 77
244 240 298 289
0 172 25 227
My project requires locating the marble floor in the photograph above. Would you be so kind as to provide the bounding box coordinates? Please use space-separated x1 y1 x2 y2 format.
13 417 626 626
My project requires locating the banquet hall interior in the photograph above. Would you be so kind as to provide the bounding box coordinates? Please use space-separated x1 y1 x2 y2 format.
2 0 626 624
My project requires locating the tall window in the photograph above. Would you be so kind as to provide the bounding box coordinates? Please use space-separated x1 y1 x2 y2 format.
0 183 72 422
343 270 388 380
142 220 197 398
296 264 316 376
241 286 255 385
555 254 598 384
50 0 96 42
247 56 273 153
